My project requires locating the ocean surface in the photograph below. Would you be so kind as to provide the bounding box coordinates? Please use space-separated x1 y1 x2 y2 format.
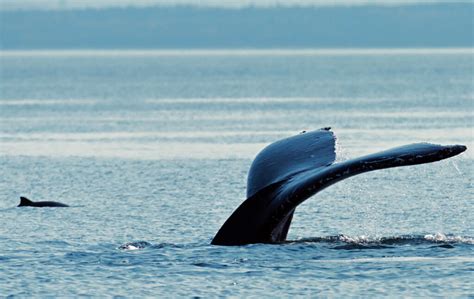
0 49 473 297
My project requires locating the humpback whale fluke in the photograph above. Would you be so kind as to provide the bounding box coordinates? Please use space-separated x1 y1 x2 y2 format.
18 196 69 207
212 128 467 246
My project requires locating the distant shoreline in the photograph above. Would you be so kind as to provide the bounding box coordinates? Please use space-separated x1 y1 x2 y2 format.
2 4 471 49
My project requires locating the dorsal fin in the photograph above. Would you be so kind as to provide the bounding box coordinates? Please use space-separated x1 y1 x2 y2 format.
19 196 33 206
246 127 335 198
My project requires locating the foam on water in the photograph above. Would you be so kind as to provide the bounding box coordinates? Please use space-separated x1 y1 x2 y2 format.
0 99 98 106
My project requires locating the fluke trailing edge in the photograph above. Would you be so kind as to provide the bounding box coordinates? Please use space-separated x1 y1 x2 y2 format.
212 128 467 246
18 196 69 207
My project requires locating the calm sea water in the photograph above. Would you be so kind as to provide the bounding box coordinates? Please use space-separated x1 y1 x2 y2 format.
0 49 473 297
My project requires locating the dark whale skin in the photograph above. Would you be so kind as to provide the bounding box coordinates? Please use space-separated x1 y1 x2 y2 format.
18 196 69 207
212 128 467 246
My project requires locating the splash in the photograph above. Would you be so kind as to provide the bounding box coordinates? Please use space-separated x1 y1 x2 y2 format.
450 161 463 175
294 233 474 247
424 233 473 244
118 241 152 251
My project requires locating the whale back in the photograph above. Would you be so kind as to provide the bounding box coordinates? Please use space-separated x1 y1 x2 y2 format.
246 128 336 198
17 196 69 207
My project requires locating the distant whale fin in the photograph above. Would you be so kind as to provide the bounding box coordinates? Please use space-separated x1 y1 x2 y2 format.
19 196 33 206
212 133 467 245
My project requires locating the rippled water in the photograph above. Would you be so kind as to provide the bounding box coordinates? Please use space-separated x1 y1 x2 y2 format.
0 50 473 297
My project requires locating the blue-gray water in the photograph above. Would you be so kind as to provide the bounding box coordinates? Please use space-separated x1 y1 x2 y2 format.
0 49 473 297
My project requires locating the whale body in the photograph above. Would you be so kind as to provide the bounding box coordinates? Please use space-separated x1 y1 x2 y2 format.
212 128 467 246
18 196 69 207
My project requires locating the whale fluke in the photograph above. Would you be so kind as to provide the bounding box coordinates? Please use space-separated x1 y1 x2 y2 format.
212 128 467 246
18 196 69 207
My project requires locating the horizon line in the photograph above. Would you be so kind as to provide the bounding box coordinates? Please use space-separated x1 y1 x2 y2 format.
1 48 473 57
1 1 472 11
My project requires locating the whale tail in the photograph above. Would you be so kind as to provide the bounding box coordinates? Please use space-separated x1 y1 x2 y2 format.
19 196 33 207
212 128 467 246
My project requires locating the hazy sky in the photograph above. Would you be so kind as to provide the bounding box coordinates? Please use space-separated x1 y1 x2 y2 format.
1 0 468 10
